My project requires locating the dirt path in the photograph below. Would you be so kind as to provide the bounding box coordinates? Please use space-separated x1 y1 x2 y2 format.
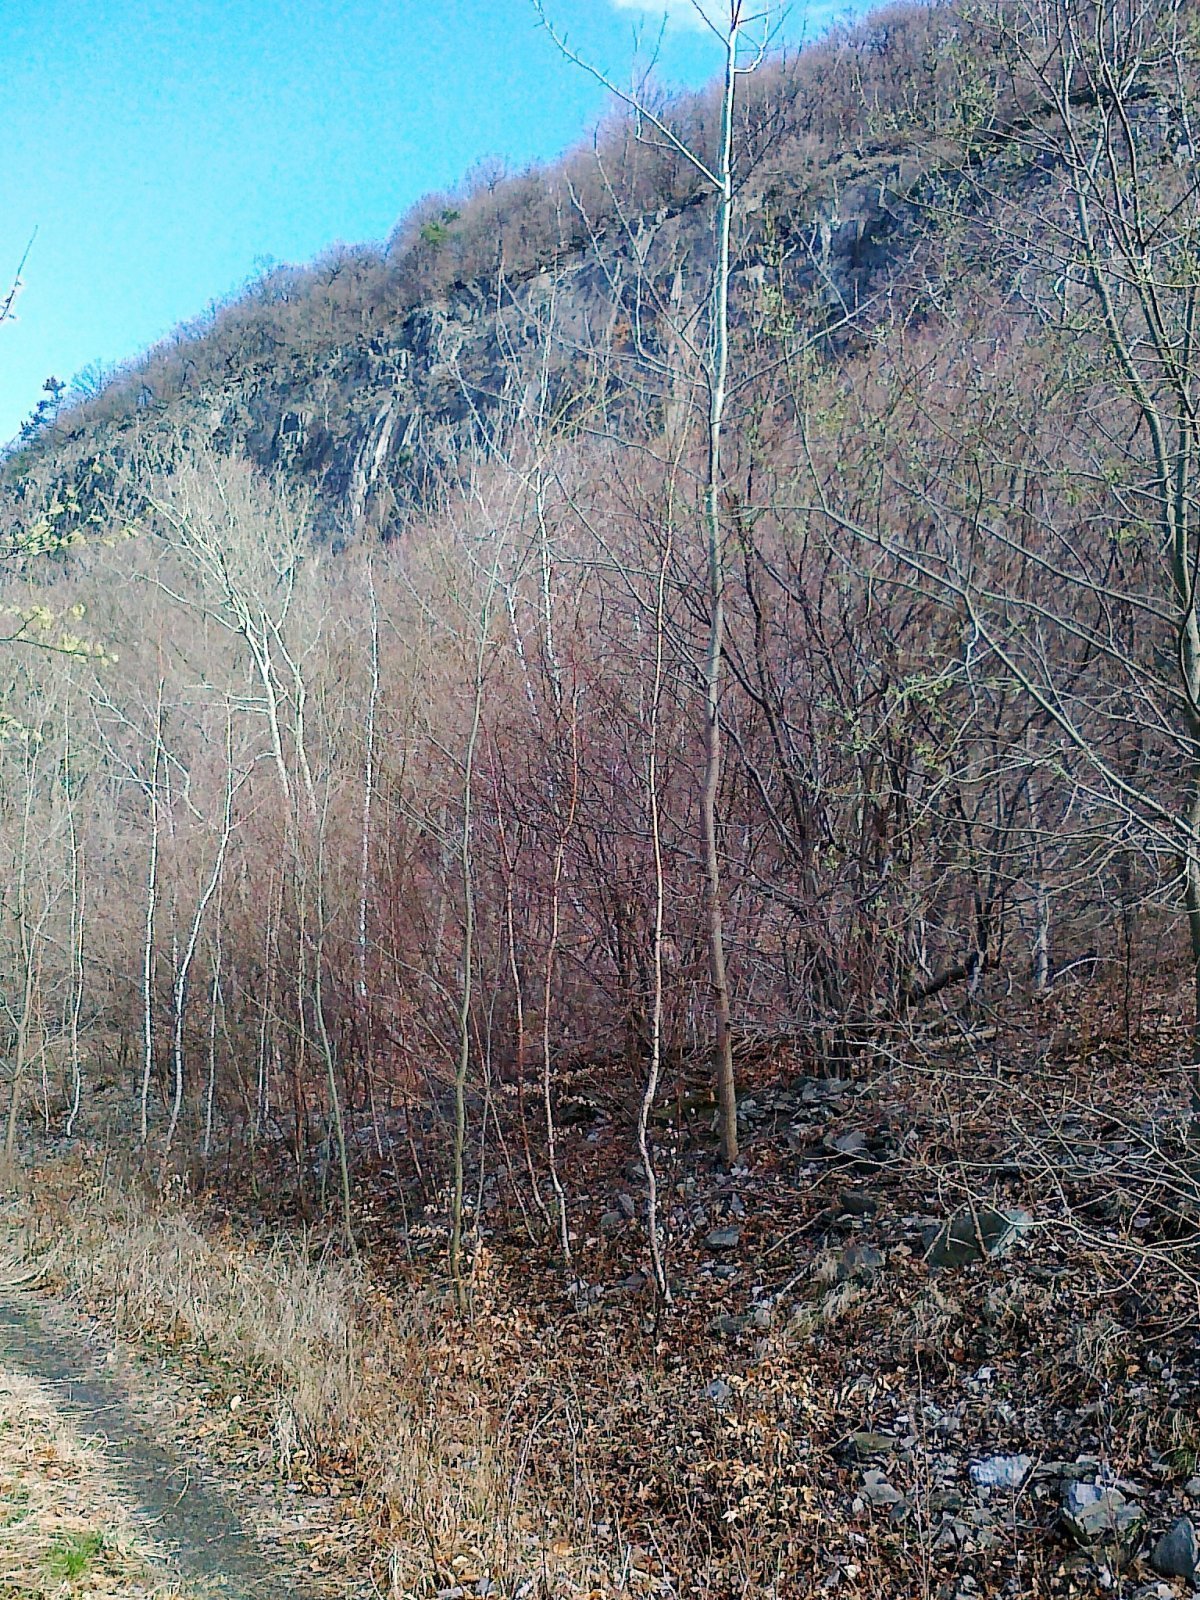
0 1289 324 1599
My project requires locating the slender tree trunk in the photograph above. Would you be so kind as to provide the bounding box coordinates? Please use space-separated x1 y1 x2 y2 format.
140 688 165 1146
202 919 222 1162
536 0 766 1166
64 715 86 1141
1185 779 1200 1117
450 574 497 1313
5 736 54 1162
357 565 379 1026
164 716 235 1159
313 885 355 1255
1027 778 1051 995
703 18 741 1167
5 952 38 1162
541 703 579 1271
498 801 549 1234
639 511 674 1305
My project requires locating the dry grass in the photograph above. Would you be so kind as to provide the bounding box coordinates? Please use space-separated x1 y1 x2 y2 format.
0 1367 183 1600
0 1161 632 1600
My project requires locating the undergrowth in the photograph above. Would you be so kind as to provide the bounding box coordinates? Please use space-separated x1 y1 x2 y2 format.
0 1158 628 1599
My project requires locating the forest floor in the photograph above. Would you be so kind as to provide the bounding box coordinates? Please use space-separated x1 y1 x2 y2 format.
4 984 1200 1598
0 1268 350 1597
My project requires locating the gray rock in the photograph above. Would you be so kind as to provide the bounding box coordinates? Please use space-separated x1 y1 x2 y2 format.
1185 1475 1200 1499
930 1487 965 1513
824 1128 868 1158
839 1189 878 1216
1036 1456 1101 1483
1062 1481 1145 1558
600 1210 625 1235
934 1515 985 1552
923 1207 1034 1269
616 1192 636 1220
705 1226 741 1251
861 1468 903 1507
970 1453 1033 1490
707 1312 747 1337
845 1430 898 1458
835 1244 885 1282
1149 1516 1199 1582
705 1378 733 1407
791 1074 849 1103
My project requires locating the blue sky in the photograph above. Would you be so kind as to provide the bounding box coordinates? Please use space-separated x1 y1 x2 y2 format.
1 0 860 444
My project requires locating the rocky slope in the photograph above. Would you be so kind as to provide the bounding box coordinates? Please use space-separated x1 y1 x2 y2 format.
2 5 971 539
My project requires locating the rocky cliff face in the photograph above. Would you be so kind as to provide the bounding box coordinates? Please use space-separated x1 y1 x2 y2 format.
8 115 933 540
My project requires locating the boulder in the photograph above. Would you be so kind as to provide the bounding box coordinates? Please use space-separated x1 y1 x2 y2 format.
844 1430 898 1459
1061 1481 1144 1561
705 1378 733 1407
1035 1456 1101 1483
970 1453 1032 1490
923 1207 1034 1269
1149 1516 1199 1582
705 1226 741 1251
707 1312 747 1337
835 1244 885 1283
823 1128 868 1159
861 1468 904 1508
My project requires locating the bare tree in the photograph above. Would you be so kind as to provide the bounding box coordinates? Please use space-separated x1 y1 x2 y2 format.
536 0 775 1164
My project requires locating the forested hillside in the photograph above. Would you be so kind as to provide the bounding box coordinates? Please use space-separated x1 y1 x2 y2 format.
4 1 1200 1595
